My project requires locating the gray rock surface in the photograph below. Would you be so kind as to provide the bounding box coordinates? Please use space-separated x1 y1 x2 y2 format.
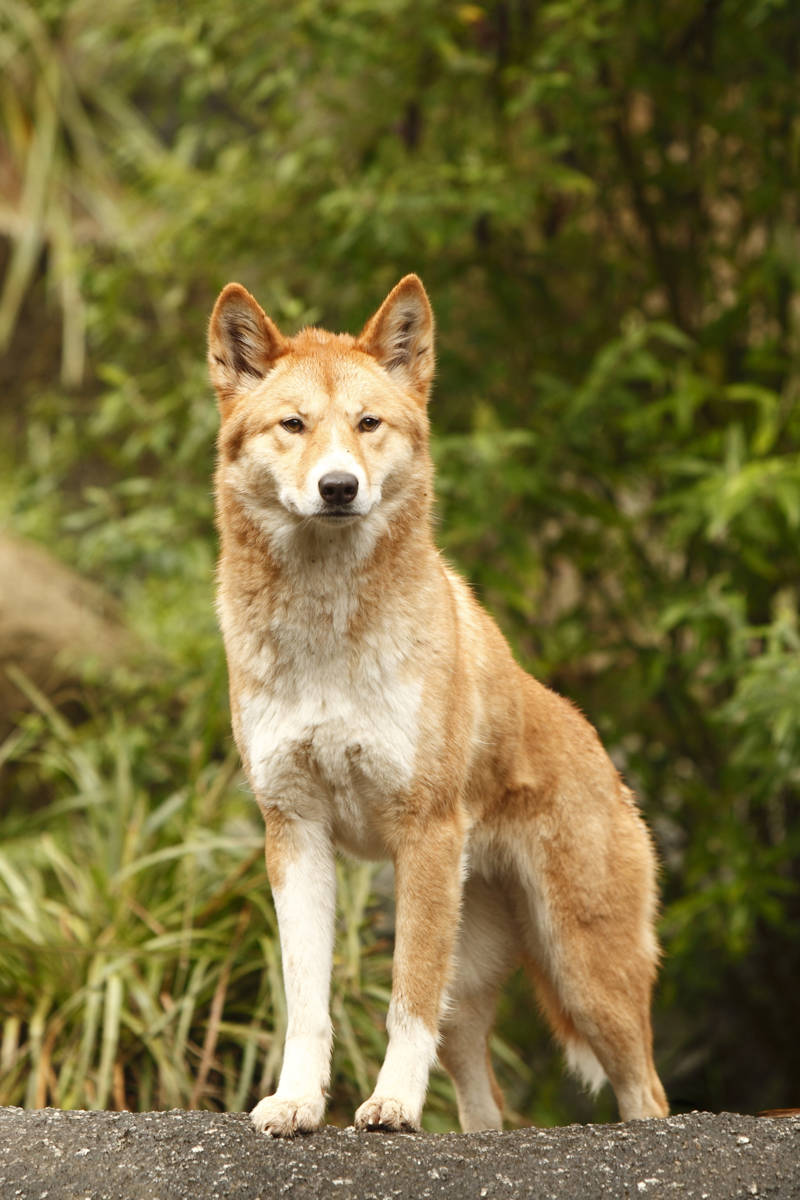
1 1106 797 1199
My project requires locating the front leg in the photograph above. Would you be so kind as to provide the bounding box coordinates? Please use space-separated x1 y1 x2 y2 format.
251 807 336 1137
355 814 465 1132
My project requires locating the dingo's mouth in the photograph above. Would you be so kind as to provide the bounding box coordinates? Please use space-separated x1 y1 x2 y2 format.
315 508 361 521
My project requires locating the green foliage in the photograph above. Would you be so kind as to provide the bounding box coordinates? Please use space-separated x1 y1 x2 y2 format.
2 0 799 1123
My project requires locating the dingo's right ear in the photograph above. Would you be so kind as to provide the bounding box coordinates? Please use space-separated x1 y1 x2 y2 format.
208 284 289 407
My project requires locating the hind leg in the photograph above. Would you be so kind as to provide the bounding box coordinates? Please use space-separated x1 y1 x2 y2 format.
438 874 519 1131
568 976 668 1121
516 816 669 1121
526 948 668 1120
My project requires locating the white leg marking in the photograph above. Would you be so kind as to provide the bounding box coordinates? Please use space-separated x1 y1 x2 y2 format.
354 1003 438 1132
251 820 336 1137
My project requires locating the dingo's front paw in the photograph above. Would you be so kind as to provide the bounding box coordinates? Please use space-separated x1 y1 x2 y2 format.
251 1093 325 1137
354 1095 420 1132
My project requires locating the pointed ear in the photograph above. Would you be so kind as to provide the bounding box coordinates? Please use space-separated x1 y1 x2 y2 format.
208 283 289 406
357 274 435 401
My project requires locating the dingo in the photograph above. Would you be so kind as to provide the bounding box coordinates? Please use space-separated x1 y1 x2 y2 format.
208 275 668 1136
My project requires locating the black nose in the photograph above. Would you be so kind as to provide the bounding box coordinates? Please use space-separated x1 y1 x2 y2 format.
318 472 359 505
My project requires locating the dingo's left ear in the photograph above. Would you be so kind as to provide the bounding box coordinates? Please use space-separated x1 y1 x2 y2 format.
358 275 435 401
208 283 289 408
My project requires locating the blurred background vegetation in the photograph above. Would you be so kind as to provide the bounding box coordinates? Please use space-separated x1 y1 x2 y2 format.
1 0 799 1129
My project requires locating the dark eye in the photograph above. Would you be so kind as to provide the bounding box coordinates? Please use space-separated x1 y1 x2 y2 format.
359 415 381 432
280 417 305 433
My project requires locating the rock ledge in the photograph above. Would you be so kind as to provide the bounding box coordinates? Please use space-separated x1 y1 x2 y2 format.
1 1106 798 1199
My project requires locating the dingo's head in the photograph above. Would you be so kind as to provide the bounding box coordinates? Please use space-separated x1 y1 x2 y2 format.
209 276 435 555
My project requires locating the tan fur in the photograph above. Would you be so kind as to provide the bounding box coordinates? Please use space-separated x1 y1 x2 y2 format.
209 274 669 1135
391 815 465 1031
262 805 293 893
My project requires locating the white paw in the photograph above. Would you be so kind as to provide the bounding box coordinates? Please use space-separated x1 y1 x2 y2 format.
250 1093 325 1137
354 1094 420 1132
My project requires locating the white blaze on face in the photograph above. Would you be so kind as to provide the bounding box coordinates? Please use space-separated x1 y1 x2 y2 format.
311 429 370 514
272 426 375 519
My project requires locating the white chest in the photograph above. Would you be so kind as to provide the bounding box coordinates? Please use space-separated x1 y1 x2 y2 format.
234 627 423 858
